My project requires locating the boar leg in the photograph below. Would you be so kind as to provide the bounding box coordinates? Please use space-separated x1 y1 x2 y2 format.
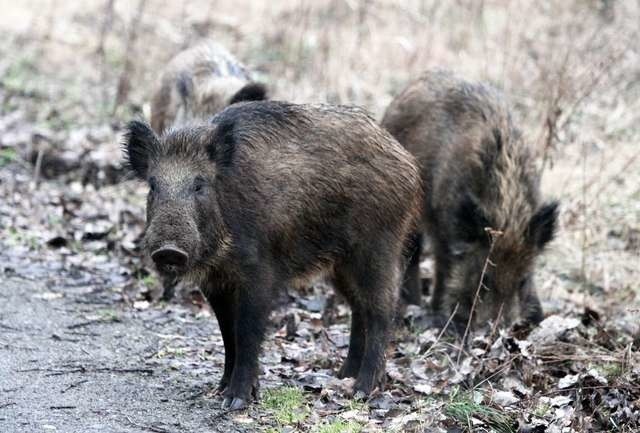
430 243 450 312
161 274 178 301
352 257 398 396
519 278 543 325
222 280 270 410
341 308 366 378
450 299 472 337
401 231 423 305
204 285 237 392
333 270 366 378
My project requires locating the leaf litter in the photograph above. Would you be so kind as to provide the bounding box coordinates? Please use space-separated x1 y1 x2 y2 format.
0 2 639 432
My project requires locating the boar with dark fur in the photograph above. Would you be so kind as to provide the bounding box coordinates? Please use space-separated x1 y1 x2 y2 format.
382 70 558 329
150 41 267 300
150 42 267 134
124 101 422 409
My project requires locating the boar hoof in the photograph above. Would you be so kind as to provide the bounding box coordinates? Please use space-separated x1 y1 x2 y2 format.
161 284 175 301
221 396 247 411
220 384 258 408
353 376 381 398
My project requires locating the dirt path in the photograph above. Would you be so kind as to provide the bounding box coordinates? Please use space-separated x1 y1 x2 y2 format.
0 275 247 433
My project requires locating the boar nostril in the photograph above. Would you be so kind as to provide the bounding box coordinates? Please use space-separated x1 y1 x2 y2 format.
151 246 189 270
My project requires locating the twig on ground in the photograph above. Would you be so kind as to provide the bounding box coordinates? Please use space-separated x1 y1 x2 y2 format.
99 367 154 375
51 333 80 343
61 379 88 393
17 366 153 376
473 354 518 389
2 387 23 393
124 415 171 433
423 303 459 359
0 323 20 331
67 317 119 329
0 343 37 351
540 384 640 396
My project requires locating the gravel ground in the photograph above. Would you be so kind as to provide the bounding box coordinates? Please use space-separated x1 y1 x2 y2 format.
0 273 249 433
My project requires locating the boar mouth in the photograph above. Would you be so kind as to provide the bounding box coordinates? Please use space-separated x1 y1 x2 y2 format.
150 245 190 276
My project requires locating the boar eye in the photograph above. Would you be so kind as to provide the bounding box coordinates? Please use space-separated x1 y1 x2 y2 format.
193 176 207 194
450 242 470 259
149 176 158 192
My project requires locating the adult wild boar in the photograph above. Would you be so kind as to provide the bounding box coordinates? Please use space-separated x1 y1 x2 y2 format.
124 101 422 409
149 42 267 300
382 70 558 329
150 42 267 134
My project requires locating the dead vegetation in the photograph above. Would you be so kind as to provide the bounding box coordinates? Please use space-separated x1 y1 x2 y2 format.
0 0 639 432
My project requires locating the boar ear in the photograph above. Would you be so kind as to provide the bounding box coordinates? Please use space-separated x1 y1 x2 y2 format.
123 120 159 179
176 72 194 100
527 201 559 248
228 82 268 105
480 128 503 172
456 192 491 243
207 118 236 167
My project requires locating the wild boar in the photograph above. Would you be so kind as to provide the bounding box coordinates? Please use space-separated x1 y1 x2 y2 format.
150 42 267 134
381 70 558 330
124 101 422 409
149 42 267 300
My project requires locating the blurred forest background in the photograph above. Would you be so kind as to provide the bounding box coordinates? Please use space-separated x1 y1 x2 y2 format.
0 1 639 432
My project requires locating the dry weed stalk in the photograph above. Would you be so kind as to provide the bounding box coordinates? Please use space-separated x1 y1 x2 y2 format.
536 25 633 173
422 303 459 360
457 228 503 365
96 0 115 118
114 0 148 114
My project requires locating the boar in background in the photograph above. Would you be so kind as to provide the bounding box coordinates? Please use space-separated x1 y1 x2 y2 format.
150 41 267 134
382 70 559 330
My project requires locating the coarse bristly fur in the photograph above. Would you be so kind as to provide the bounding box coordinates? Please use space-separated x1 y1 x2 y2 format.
123 100 422 409
381 69 559 329
150 41 268 134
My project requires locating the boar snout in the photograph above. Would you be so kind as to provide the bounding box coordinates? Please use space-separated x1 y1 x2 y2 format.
151 245 189 275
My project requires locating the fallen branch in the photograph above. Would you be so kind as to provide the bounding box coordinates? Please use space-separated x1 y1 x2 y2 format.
67 317 120 329
17 366 153 376
52 334 80 343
